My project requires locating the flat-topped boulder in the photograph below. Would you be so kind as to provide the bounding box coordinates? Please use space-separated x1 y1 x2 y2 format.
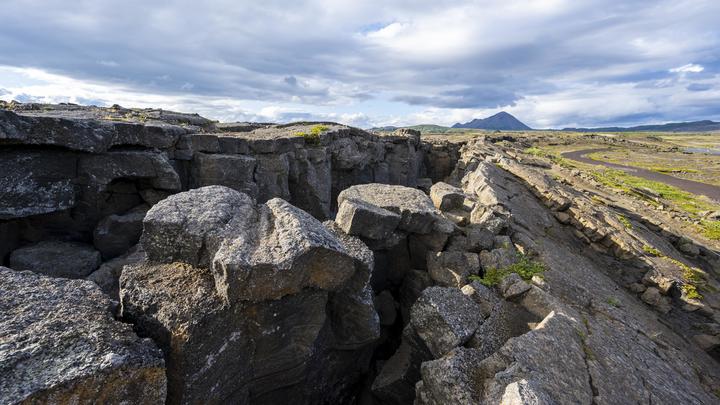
0 267 166 404
10 240 101 279
338 183 440 234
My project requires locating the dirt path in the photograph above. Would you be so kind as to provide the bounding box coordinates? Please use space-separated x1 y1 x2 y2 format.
562 148 720 203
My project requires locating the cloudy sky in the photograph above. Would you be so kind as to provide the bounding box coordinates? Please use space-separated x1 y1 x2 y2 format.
1 0 719 128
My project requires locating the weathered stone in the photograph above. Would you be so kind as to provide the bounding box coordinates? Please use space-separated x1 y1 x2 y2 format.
325 220 381 348
479 246 518 271
415 347 485 404
78 150 181 190
429 181 465 211
93 204 148 259
641 287 672 313
335 198 401 240
499 272 532 300
338 183 439 234
10 241 101 279
399 269 434 322
121 262 331 404
0 267 166 404
465 225 495 252
427 251 480 288
0 150 77 219
410 286 483 357
374 290 398 326
87 245 146 300
191 152 258 198
461 280 499 317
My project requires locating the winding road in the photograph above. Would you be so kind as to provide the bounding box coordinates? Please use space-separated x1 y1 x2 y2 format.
561 148 720 202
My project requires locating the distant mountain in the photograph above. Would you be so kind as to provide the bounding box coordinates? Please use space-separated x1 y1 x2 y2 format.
452 111 532 130
563 120 720 133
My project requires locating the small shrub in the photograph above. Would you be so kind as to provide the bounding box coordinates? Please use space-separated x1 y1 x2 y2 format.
469 253 546 286
297 124 329 145
606 297 621 307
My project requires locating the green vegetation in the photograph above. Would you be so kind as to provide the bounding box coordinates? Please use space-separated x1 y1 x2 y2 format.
469 253 546 286
583 167 720 240
606 297 621 307
296 124 329 145
617 214 632 229
642 245 661 256
702 220 720 240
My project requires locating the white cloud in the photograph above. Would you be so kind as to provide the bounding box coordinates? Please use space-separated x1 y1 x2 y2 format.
670 64 704 73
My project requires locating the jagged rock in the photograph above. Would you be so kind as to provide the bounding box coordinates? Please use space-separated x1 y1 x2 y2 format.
500 379 555 404
143 185 354 303
641 287 672 313
461 280 499 317
399 269 434 322
408 218 455 269
338 183 440 234
0 150 77 219
410 286 483 357
0 267 166 404
426 251 480 287
121 186 377 403
465 226 495 252
417 177 433 193
374 290 398 326
415 347 485 404
336 198 401 240
10 241 101 278
499 273 532 300
87 245 146 300
93 204 148 259
77 150 181 190
191 152 258 198
371 324 432 404
429 182 465 211
324 221 381 348
479 246 518 271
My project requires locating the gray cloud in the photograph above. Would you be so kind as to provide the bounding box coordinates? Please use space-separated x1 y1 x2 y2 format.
0 0 718 127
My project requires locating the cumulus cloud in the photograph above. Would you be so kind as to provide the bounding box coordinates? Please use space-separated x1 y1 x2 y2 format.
0 0 719 128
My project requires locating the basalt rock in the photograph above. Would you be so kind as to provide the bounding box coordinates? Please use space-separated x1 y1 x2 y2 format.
0 267 166 404
9 240 101 278
120 186 378 404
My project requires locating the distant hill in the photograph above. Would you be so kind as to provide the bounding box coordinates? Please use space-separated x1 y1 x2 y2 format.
452 111 532 130
369 124 462 133
563 120 720 132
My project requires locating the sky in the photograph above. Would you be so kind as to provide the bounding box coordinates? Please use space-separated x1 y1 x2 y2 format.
0 0 719 129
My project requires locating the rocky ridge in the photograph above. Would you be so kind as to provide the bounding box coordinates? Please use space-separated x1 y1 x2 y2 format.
1 102 719 404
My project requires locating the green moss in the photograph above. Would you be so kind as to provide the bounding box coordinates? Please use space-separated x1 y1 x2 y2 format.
701 220 720 240
617 214 632 229
682 283 703 300
469 253 546 286
606 297 621 307
642 245 661 256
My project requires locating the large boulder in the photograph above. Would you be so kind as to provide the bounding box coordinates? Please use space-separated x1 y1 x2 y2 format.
335 198 401 240
0 267 166 404
121 186 378 404
410 286 483 358
429 182 466 211
9 241 101 279
338 183 440 234
427 251 480 288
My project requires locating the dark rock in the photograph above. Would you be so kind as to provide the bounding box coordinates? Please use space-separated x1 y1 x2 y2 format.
10 241 101 278
93 204 149 259
0 267 165 404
